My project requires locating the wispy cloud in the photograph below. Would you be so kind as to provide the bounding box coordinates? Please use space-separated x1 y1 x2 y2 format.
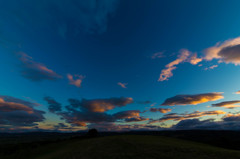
204 65 218 70
151 52 165 59
17 52 62 81
118 82 128 88
158 49 201 81
212 100 240 109
67 74 85 87
150 108 172 113
150 110 225 123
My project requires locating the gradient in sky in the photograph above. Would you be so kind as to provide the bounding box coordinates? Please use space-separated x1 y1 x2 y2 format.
1 0 240 132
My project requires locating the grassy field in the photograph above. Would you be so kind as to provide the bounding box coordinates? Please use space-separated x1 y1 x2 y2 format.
2 135 240 159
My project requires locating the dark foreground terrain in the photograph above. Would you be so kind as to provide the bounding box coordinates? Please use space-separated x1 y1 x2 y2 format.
1 135 240 159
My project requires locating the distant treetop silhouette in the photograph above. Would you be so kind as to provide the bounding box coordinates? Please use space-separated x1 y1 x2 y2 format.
87 128 98 137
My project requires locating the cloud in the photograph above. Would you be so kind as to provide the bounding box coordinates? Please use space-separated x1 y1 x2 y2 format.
150 108 172 113
44 96 62 113
113 110 140 119
53 123 69 130
188 53 202 65
59 110 114 126
173 119 214 130
150 103 157 107
205 37 240 65
117 82 128 88
67 74 85 87
17 52 62 81
0 95 45 127
158 49 201 81
88 123 163 131
68 97 133 113
124 117 149 122
235 91 240 94
113 110 149 122
204 65 218 70
47 97 148 127
172 114 240 130
222 114 240 121
0 98 34 114
59 109 146 127
161 92 224 106
212 100 240 109
150 110 226 123
151 52 165 59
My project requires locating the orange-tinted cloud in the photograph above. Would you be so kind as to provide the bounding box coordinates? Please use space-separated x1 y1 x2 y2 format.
68 97 133 113
235 91 240 94
161 92 224 106
188 53 202 65
17 52 62 81
67 74 85 87
212 100 240 109
150 108 172 113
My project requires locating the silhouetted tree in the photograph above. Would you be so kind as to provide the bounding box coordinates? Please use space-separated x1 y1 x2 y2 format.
87 128 98 137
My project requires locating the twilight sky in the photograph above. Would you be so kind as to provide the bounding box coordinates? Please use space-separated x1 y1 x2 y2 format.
1 0 240 132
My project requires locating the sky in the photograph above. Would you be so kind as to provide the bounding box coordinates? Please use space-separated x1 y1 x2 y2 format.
2 0 240 132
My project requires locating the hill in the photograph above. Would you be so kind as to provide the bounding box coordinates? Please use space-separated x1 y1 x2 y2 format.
2 135 240 159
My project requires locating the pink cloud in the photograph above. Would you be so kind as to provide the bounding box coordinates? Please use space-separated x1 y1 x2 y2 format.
17 52 62 81
67 74 85 87
118 82 128 88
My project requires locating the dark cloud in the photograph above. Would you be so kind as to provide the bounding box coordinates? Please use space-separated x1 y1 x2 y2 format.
173 119 221 130
59 110 115 126
68 97 133 113
222 114 240 122
212 100 240 109
172 116 240 130
17 52 62 81
150 110 225 123
0 95 45 127
53 123 69 130
48 97 148 127
150 108 172 113
88 123 163 131
161 93 223 106
44 96 62 113
218 44 240 64
59 109 147 127
205 37 240 65
113 110 140 119
124 117 149 122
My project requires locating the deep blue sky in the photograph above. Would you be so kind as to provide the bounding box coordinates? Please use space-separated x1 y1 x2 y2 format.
1 0 240 131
